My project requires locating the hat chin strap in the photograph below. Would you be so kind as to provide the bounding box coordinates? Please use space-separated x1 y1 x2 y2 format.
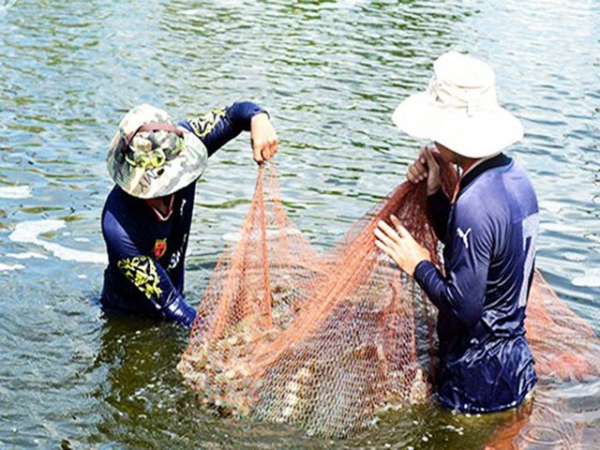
124 123 183 148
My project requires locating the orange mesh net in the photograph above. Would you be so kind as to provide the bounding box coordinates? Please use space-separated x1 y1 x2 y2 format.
525 270 600 381
178 163 600 444
484 270 600 449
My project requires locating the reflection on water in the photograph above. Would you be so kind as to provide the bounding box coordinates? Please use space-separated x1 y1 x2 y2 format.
0 0 598 448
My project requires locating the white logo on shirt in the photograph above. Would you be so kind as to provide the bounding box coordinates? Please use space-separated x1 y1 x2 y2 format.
167 233 188 270
457 227 472 249
180 199 187 216
168 250 181 270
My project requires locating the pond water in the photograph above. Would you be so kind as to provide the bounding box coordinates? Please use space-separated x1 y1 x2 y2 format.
1 0 598 448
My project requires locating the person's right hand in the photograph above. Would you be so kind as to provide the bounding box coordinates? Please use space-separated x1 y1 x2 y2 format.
250 113 279 164
407 146 441 196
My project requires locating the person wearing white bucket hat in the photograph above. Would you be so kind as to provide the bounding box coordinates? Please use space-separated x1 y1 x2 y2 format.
100 101 278 328
375 51 539 413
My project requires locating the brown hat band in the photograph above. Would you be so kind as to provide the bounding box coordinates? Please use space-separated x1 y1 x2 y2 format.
124 123 183 148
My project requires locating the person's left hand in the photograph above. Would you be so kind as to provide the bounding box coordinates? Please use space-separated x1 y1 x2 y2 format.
250 113 279 164
374 215 431 277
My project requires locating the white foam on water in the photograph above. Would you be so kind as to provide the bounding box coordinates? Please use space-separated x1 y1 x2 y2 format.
540 222 580 233
221 227 302 242
0 185 32 199
221 231 241 242
6 252 48 260
0 262 25 272
562 252 586 262
539 200 565 213
321 0 368 9
9 219 107 264
572 268 600 288
10 219 66 241
588 234 600 245
181 8 202 15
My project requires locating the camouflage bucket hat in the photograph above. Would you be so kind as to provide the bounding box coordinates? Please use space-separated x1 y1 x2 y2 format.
107 104 208 199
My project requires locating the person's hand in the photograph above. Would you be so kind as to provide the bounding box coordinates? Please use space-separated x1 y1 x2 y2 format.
407 146 441 195
250 113 279 164
374 215 431 277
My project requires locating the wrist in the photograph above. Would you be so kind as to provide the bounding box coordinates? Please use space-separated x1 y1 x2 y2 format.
413 259 431 281
427 185 441 196
251 111 270 123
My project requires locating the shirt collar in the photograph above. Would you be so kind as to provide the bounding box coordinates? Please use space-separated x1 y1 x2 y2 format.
459 153 512 192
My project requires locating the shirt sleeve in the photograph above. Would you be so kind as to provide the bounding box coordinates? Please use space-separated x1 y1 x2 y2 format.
413 201 492 327
103 210 197 328
179 101 267 157
427 188 451 240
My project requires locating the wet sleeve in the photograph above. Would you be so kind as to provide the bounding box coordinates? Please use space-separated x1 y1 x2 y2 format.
103 211 197 328
413 203 492 327
427 188 451 240
180 101 267 157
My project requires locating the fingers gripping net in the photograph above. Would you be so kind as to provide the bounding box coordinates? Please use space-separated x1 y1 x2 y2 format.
178 163 454 436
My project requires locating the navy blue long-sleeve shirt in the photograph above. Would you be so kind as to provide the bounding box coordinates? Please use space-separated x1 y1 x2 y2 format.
414 153 539 412
100 102 266 327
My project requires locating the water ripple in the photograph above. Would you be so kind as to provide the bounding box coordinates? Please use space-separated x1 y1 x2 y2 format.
1 0 599 448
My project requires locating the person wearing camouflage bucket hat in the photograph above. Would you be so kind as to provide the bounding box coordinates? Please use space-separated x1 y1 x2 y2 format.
100 101 278 328
107 103 209 199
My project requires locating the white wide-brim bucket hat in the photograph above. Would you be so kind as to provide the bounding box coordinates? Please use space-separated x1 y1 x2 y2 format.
107 104 208 199
392 51 524 158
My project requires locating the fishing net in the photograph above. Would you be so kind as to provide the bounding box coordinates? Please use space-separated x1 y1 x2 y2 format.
178 162 600 444
484 270 600 450
525 270 600 382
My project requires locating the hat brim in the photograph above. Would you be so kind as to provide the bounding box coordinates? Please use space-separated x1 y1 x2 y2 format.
107 127 208 199
392 92 524 158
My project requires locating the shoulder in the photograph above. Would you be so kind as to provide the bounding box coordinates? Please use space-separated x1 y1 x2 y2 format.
102 188 143 237
104 185 131 208
453 177 508 248
504 161 539 212
182 107 229 139
455 180 504 225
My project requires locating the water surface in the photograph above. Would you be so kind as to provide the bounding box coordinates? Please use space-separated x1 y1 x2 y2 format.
1 0 599 448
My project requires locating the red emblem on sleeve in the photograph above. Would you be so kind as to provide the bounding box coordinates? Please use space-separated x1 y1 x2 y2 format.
153 239 167 259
